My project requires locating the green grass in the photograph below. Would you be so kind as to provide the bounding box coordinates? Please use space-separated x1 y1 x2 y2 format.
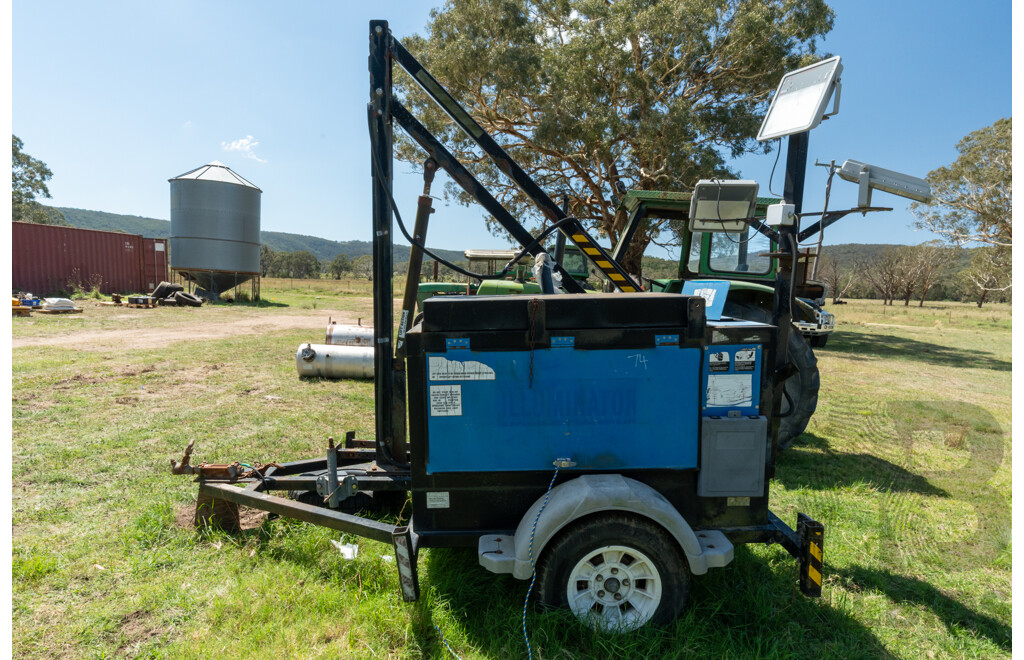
11 290 1011 658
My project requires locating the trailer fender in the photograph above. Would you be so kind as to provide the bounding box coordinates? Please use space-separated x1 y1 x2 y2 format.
482 474 731 579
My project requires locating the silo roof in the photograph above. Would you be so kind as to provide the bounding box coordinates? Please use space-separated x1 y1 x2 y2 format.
169 161 262 191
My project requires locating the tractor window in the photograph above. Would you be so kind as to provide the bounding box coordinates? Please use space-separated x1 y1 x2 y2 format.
707 230 773 275
687 232 703 272
561 249 588 279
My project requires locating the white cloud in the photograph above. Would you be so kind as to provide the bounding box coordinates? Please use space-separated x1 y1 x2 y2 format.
221 135 267 163
182 120 193 129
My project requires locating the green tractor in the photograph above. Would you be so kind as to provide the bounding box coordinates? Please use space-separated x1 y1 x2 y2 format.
613 190 830 448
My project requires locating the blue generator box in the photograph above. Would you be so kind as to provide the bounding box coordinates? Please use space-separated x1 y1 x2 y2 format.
404 293 740 540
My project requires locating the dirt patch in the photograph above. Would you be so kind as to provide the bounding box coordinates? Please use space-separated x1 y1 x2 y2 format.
863 322 930 330
239 507 270 529
117 609 162 656
174 503 269 531
54 373 109 388
12 308 369 351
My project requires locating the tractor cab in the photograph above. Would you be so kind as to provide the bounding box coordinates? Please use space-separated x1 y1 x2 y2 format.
613 189 825 304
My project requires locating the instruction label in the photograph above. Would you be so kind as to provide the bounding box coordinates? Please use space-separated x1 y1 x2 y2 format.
426 491 450 509
709 351 730 373
429 384 463 417
706 374 753 408
734 348 756 372
429 356 496 381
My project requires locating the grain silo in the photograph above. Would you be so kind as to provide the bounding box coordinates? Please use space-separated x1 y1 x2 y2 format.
169 161 262 298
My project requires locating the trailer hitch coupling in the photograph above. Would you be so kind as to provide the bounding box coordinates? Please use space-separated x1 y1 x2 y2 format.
170 440 279 480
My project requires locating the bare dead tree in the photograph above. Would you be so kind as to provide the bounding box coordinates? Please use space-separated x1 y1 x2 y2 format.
858 248 905 305
894 246 926 306
820 256 855 303
911 242 956 306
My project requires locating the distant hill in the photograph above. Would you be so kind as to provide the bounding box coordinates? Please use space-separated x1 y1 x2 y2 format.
820 242 975 271
57 207 170 239
52 206 465 264
819 243 901 264
51 206 964 274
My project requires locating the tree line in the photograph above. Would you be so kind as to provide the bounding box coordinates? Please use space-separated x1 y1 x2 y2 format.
821 243 1009 308
259 245 471 282
261 245 371 280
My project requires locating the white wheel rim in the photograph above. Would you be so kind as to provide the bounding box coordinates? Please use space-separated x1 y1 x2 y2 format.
566 544 663 632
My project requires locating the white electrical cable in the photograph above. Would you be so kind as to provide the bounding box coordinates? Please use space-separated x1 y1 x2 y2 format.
522 463 562 660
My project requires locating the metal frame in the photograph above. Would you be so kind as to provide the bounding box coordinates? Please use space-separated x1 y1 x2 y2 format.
174 19 826 609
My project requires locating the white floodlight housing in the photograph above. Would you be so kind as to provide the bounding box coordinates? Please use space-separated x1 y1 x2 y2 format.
688 179 760 233
765 202 797 227
757 56 843 142
837 159 933 207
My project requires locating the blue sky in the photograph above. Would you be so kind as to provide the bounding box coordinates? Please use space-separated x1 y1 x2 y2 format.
12 1 1011 259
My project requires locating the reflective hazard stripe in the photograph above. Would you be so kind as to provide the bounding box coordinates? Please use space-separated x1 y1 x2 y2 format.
564 223 638 292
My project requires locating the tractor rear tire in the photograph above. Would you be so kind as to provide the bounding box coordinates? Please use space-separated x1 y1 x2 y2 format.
722 302 819 449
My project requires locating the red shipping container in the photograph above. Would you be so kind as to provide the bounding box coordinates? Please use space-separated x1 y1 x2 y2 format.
12 222 169 296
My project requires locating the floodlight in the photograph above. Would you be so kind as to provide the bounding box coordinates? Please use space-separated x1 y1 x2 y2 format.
757 56 843 142
837 159 932 207
688 179 760 233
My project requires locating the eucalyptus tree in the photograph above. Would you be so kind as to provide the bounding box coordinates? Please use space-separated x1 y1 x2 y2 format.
396 0 834 275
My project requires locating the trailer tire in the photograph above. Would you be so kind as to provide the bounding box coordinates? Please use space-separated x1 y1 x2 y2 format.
810 334 829 348
722 301 819 449
535 513 689 632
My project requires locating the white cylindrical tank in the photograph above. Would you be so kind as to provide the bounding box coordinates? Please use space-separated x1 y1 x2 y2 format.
296 343 374 379
325 323 375 346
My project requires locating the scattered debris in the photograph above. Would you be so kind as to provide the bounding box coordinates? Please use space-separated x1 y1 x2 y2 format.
330 540 359 560
127 296 158 309
36 298 83 314
148 281 204 308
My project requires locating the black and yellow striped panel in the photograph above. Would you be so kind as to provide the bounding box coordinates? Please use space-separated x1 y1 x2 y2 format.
802 532 824 597
569 233 638 292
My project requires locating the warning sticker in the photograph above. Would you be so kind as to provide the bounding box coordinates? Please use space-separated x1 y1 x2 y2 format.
429 356 495 381
709 351 731 373
429 384 463 416
706 374 753 408
426 491 450 509
734 348 756 372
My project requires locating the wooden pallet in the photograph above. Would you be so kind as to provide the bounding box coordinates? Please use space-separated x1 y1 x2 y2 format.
12 307 32 317
126 303 157 309
36 307 84 314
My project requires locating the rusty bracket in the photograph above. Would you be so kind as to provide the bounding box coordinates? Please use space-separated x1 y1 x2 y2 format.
170 440 280 480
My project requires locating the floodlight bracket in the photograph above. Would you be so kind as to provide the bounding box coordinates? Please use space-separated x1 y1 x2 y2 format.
857 169 873 208
821 79 841 120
